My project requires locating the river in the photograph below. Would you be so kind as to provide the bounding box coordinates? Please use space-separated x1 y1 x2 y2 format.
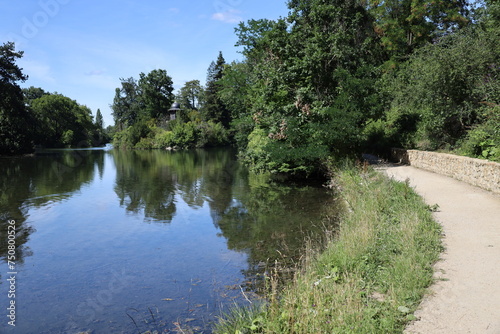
0 147 338 333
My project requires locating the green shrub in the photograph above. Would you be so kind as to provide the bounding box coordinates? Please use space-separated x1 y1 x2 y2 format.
172 121 198 148
153 129 175 149
456 106 500 161
61 130 74 147
197 121 229 147
243 128 273 172
113 128 133 149
134 137 154 149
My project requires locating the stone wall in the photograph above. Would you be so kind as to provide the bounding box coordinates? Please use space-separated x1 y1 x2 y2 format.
390 148 500 194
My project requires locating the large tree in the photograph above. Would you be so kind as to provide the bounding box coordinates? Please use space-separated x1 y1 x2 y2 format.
31 94 96 147
95 108 104 129
112 70 174 129
177 80 203 111
201 52 231 127
232 0 381 175
111 77 142 129
0 42 33 154
138 69 174 119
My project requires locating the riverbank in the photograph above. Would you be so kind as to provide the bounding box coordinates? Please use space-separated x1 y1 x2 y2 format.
214 165 443 333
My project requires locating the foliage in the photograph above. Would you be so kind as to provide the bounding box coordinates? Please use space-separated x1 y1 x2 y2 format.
377 25 499 150
171 121 198 148
113 118 152 149
0 42 33 154
111 70 174 129
95 108 104 129
22 86 50 106
196 121 229 147
215 165 442 333
243 128 273 173
176 80 203 110
366 0 470 64
111 77 142 129
30 94 99 148
138 69 175 119
201 52 231 127
231 0 382 176
152 129 175 149
113 118 229 150
455 105 500 161
218 61 254 149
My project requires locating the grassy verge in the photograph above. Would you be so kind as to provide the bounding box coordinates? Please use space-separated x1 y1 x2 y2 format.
214 164 443 333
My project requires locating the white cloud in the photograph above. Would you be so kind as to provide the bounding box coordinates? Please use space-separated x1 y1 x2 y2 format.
211 9 243 24
85 69 106 76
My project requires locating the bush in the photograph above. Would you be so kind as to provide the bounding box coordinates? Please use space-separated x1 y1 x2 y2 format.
113 119 230 150
61 130 74 147
172 121 198 148
153 129 175 149
456 106 500 161
134 137 154 149
243 128 273 172
197 121 229 147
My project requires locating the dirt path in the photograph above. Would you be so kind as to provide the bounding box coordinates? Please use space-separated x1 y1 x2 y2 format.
381 165 500 334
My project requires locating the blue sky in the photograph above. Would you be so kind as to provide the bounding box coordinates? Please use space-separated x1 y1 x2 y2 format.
1 0 289 127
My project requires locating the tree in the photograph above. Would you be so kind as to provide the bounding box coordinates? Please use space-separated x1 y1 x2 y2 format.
138 69 174 119
218 61 254 148
379 24 499 150
177 80 203 111
111 77 141 129
231 0 381 175
95 109 104 129
366 0 470 64
23 86 50 107
112 70 174 129
0 42 33 154
31 94 95 147
201 52 231 127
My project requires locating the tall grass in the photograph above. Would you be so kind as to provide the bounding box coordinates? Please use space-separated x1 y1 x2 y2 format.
214 165 443 333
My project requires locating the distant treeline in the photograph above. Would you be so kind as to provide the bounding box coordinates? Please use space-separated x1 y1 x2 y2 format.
0 42 109 154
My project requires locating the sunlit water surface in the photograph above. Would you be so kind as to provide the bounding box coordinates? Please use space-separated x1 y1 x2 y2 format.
0 148 338 333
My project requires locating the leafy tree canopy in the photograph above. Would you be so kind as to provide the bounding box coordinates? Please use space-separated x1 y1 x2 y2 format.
0 42 33 154
366 0 470 64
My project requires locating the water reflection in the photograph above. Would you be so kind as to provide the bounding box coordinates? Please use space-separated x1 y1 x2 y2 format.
112 149 238 223
0 148 339 333
112 148 339 285
0 150 105 264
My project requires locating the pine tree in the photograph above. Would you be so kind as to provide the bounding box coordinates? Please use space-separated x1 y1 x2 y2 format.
201 52 231 127
95 109 104 129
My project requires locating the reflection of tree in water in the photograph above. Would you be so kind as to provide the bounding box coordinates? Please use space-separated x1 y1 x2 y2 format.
113 150 177 222
112 148 238 223
0 150 104 265
111 148 339 290
216 172 341 291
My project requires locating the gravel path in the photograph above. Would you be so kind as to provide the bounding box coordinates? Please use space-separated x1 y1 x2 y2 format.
382 165 500 334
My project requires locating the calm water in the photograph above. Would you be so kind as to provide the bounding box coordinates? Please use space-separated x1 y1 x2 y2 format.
0 148 338 333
